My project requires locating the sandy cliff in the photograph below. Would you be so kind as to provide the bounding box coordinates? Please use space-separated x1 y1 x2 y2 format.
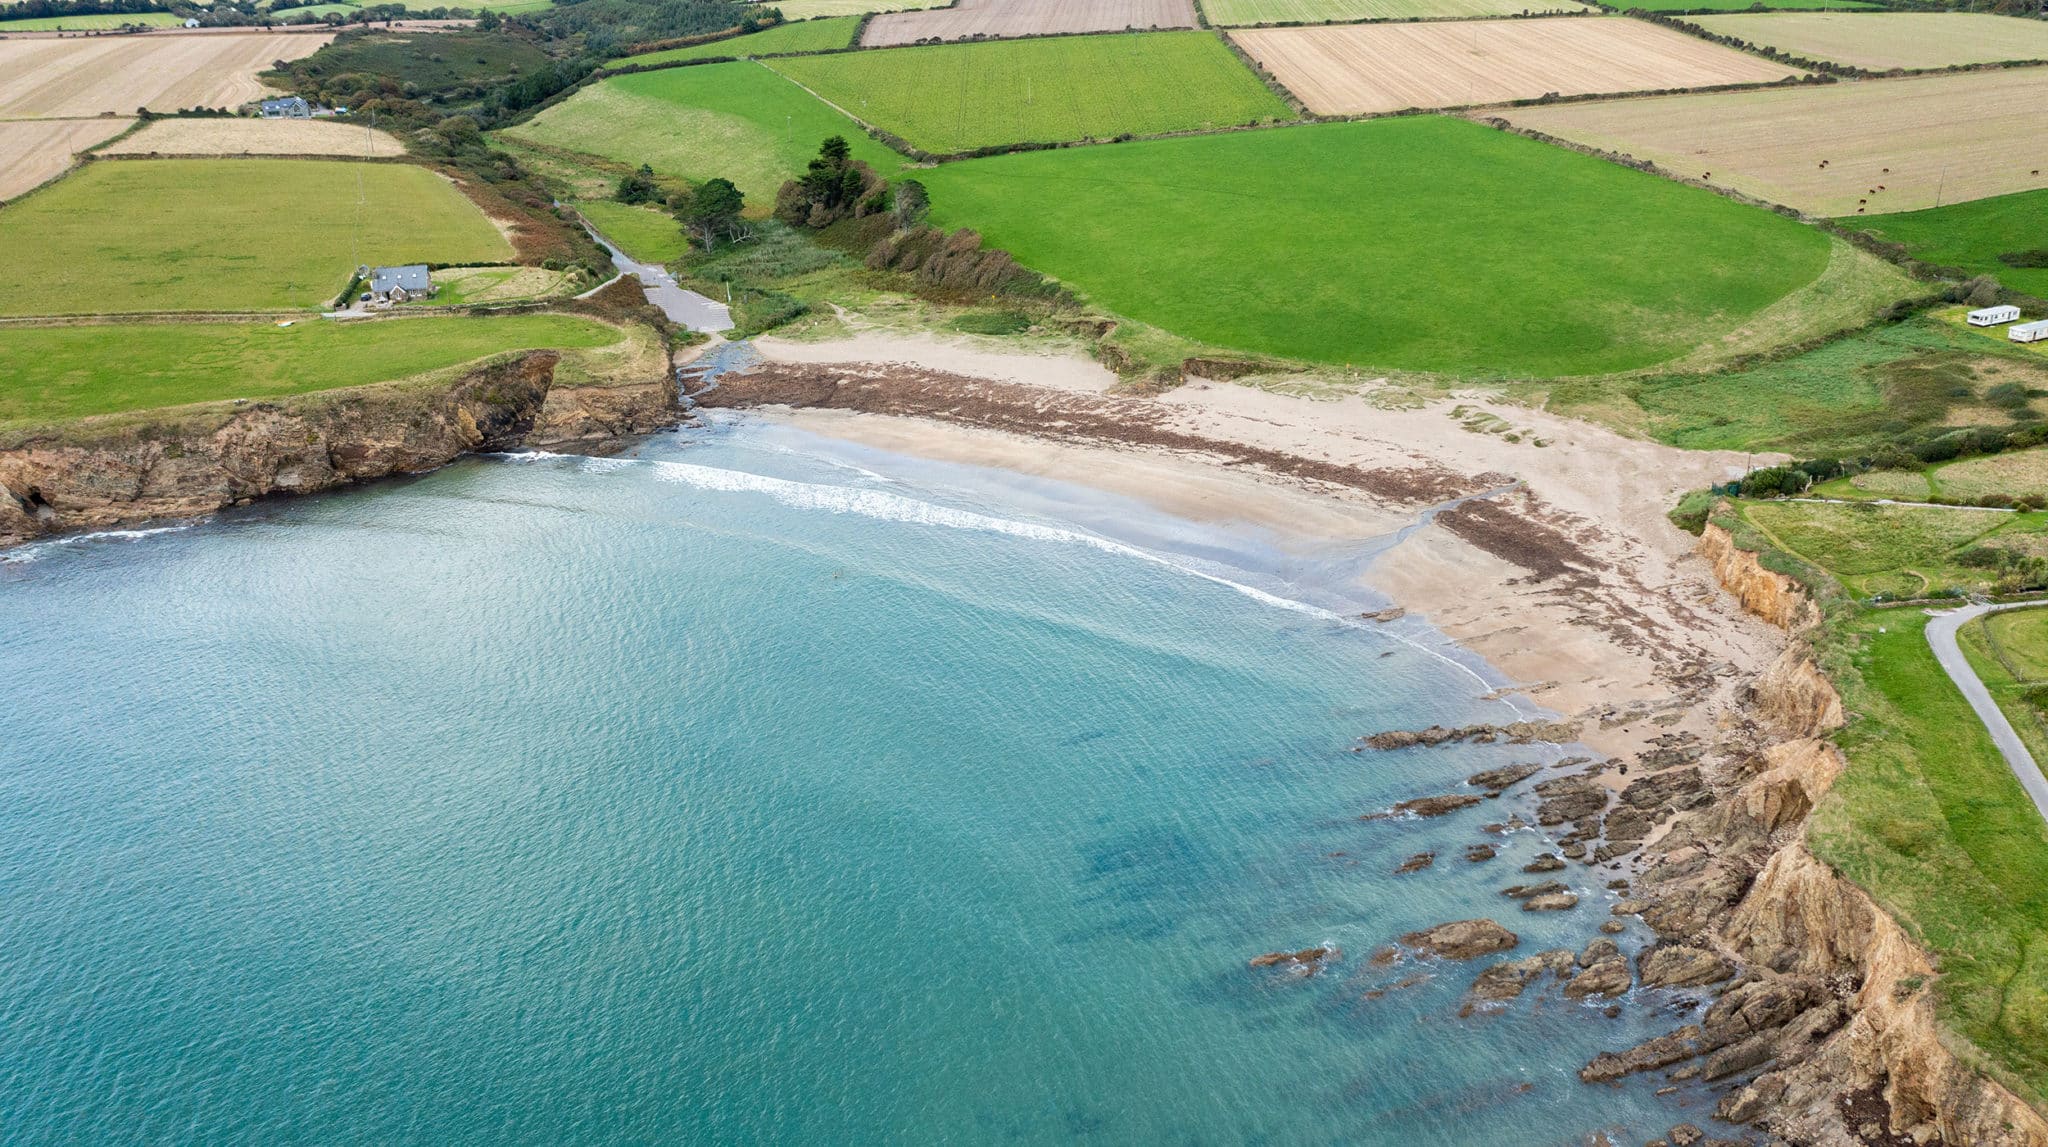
1644 527 2048 1147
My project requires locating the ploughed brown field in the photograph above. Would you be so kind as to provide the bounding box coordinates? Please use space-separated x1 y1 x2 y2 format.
0 117 130 200
1497 68 2048 215
860 0 1196 47
1689 11 2048 72
101 116 408 157
0 31 330 118
1230 18 1804 115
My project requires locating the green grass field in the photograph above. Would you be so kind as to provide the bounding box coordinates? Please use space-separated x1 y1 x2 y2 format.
1738 499 2048 597
1936 448 2048 501
1612 0 1876 10
502 62 901 216
618 16 859 66
1200 0 1587 25
0 10 182 28
1843 189 2048 301
1556 317 2044 454
1814 611 2048 1106
766 32 1291 155
0 315 619 426
1975 606 2048 684
578 199 690 264
916 117 1830 376
0 159 512 315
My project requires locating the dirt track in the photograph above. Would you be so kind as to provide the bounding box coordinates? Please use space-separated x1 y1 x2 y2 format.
0 117 128 199
0 31 329 117
861 0 1195 46
1498 68 2048 215
1232 18 1803 115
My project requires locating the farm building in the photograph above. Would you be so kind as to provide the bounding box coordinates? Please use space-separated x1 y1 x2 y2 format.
364 264 434 303
1968 304 2022 326
2010 319 2048 343
260 97 312 119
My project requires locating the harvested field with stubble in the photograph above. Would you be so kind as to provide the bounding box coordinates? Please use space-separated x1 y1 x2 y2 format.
100 116 406 157
1203 0 1587 25
1231 18 1802 115
0 117 130 200
1498 68 2048 216
1688 12 2048 71
861 0 1195 47
0 33 330 118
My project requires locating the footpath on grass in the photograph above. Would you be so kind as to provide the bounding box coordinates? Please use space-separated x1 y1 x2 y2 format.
1925 601 2048 822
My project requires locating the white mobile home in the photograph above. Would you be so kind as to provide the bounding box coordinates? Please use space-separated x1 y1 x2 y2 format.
1968 304 2022 327
2010 319 2048 344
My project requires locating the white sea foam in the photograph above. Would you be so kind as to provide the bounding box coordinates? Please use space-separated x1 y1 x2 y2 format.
498 449 1535 718
1 523 195 565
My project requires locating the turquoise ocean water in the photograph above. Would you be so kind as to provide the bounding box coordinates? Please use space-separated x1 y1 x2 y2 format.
0 416 1720 1143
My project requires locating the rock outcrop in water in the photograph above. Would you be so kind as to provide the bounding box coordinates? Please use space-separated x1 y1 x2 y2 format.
1360 720 1580 751
1400 919 1518 960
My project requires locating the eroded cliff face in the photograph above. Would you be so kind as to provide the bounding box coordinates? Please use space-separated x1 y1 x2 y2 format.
0 349 678 549
1702 520 1818 632
1657 527 2048 1146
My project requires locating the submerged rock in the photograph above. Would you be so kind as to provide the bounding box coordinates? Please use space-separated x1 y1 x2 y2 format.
1248 946 1340 977
1464 844 1497 863
1361 720 1579 752
1502 881 1567 900
1395 851 1436 875
1371 794 1483 819
1465 762 1541 794
1400 919 1519 960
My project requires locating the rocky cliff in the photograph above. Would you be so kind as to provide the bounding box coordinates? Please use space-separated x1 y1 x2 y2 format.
1638 527 2048 1146
0 345 677 549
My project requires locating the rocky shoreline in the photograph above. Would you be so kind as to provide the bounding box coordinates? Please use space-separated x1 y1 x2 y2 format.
697 354 2048 1146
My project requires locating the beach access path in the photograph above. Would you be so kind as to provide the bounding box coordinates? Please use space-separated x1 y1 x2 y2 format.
1926 601 2048 824
579 222 733 333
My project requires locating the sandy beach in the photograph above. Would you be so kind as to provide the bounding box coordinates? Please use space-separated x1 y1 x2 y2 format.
722 333 1791 761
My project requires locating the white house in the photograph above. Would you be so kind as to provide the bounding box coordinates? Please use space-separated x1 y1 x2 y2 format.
1967 304 2022 327
2009 319 2048 344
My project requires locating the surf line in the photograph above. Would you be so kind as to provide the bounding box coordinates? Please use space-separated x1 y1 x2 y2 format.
492 450 1537 718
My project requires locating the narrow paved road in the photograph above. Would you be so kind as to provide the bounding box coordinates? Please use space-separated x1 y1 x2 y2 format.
1925 601 2048 823
580 224 734 334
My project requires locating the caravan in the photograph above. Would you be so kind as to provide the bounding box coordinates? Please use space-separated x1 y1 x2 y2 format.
1968 305 2022 327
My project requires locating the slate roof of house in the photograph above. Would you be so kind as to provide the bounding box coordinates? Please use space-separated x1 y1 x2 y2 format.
261 97 310 116
369 265 431 294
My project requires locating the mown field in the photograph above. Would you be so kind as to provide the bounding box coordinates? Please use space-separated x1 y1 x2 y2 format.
1548 316 2048 453
917 116 1830 376
618 16 859 66
0 159 513 315
1842 188 2048 299
0 315 620 425
578 199 690 263
0 32 330 118
1605 0 1876 10
102 117 407 157
860 0 1195 47
1689 12 2048 71
1231 18 1800 115
0 10 182 28
767 32 1290 154
1202 0 1586 26
1814 610 2048 1105
0 117 130 200
502 62 901 213
1500 69 2048 216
